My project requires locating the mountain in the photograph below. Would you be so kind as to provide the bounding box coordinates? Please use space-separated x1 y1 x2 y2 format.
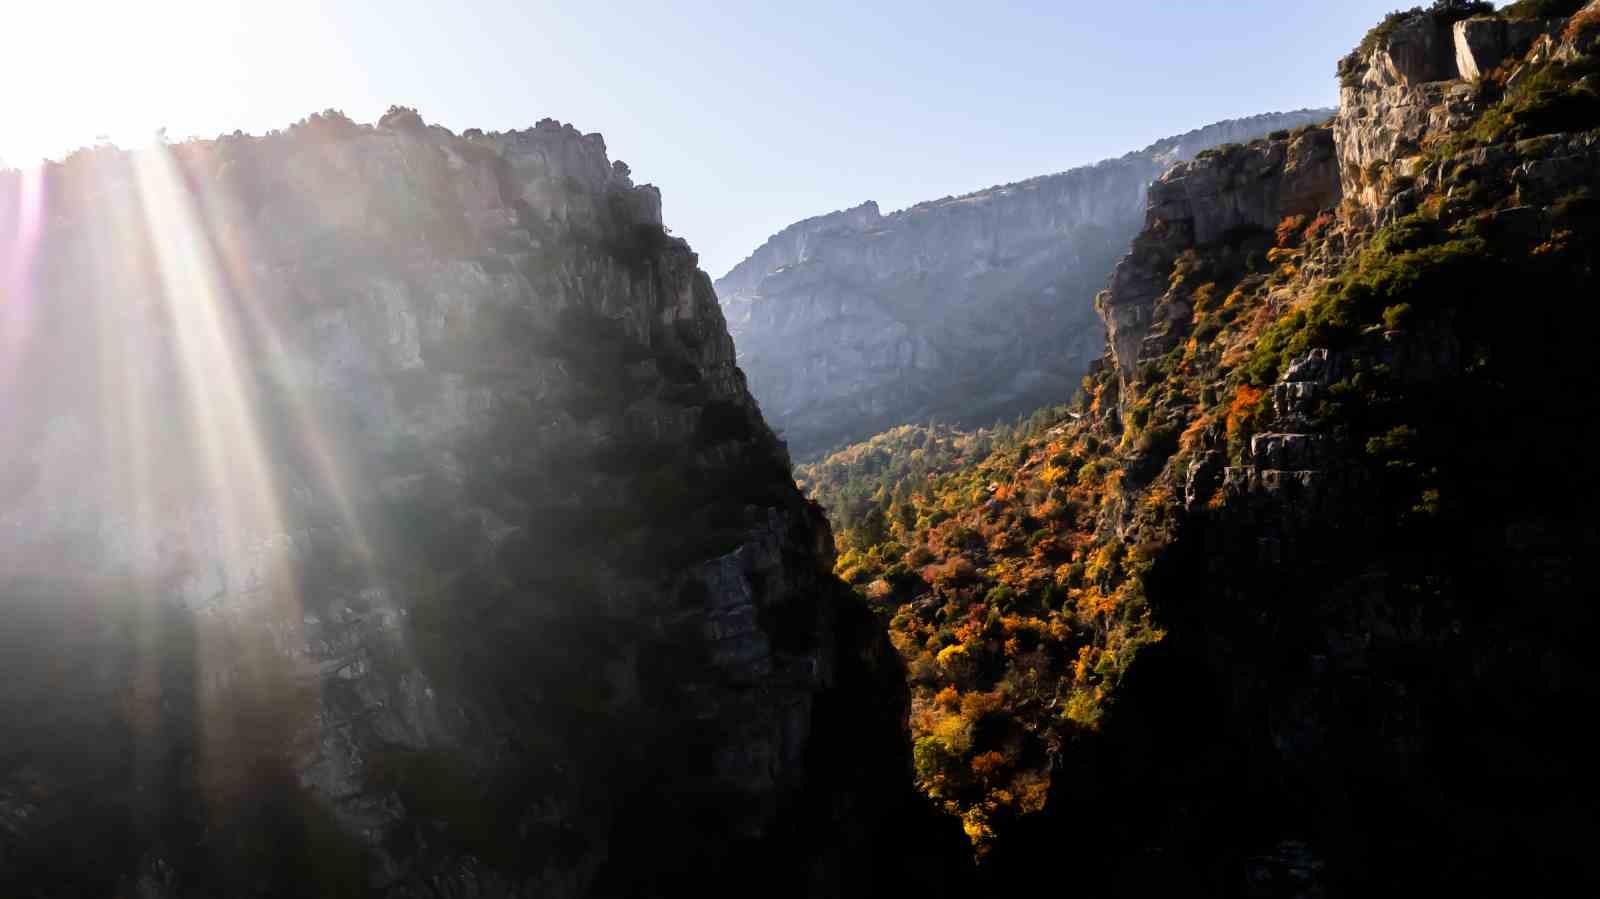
825 1 1600 891
716 109 1333 459
0 110 969 897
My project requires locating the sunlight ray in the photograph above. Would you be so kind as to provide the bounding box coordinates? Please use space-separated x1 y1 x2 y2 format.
83 150 172 792
133 144 289 603
2 166 44 383
190 158 382 587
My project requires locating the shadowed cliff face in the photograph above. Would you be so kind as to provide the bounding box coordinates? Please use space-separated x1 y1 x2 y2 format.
0 112 969 897
715 111 1332 459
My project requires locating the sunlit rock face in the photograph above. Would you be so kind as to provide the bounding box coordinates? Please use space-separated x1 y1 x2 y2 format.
716 110 1331 458
0 113 966 897
1098 125 1341 394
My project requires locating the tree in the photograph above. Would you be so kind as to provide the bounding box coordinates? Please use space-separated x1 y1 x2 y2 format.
854 506 890 549
379 105 426 133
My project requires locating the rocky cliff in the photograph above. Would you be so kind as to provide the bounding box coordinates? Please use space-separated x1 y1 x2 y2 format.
0 110 968 897
821 2 1600 892
716 111 1332 459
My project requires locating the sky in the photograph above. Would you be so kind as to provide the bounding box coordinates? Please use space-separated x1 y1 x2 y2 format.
3 0 1410 277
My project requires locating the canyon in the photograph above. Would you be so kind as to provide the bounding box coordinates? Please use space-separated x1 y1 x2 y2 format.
1 0 1598 894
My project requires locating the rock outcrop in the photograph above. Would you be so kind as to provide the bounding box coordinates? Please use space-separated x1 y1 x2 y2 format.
0 111 966 897
1331 4 1580 220
1453 15 1551 79
1096 126 1340 389
717 110 1332 458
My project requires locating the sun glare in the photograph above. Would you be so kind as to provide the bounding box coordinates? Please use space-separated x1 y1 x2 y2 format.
4 1 254 166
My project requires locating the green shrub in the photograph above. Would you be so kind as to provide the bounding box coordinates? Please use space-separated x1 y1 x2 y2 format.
1245 216 1488 384
984 584 1018 610
1383 303 1415 330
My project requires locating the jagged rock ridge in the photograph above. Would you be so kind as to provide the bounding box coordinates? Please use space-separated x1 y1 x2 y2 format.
716 110 1332 458
0 110 968 897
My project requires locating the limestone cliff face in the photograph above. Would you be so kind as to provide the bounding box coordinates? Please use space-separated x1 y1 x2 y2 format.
716 110 1332 458
1330 5 1582 221
0 113 965 897
1096 126 1341 391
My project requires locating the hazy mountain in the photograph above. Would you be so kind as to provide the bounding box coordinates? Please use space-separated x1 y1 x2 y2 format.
716 109 1331 458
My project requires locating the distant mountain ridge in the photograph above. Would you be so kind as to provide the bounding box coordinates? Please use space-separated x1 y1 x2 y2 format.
716 109 1333 458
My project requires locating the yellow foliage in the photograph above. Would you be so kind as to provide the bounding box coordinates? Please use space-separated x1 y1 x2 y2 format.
1072 644 1096 682
1083 542 1119 585
932 712 974 755
1140 483 1176 515
1047 618 1073 642
1064 688 1102 728
962 808 995 846
1076 588 1122 619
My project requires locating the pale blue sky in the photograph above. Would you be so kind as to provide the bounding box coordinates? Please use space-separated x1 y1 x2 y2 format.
3 0 1408 275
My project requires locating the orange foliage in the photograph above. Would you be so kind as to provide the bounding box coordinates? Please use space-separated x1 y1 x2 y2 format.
934 685 961 710
1564 6 1600 43
970 751 1008 778
1303 211 1335 243
960 690 1005 721
1179 413 1214 454
953 619 983 644
1226 385 1268 444
1013 770 1051 814
1035 497 1065 521
1275 214 1308 248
